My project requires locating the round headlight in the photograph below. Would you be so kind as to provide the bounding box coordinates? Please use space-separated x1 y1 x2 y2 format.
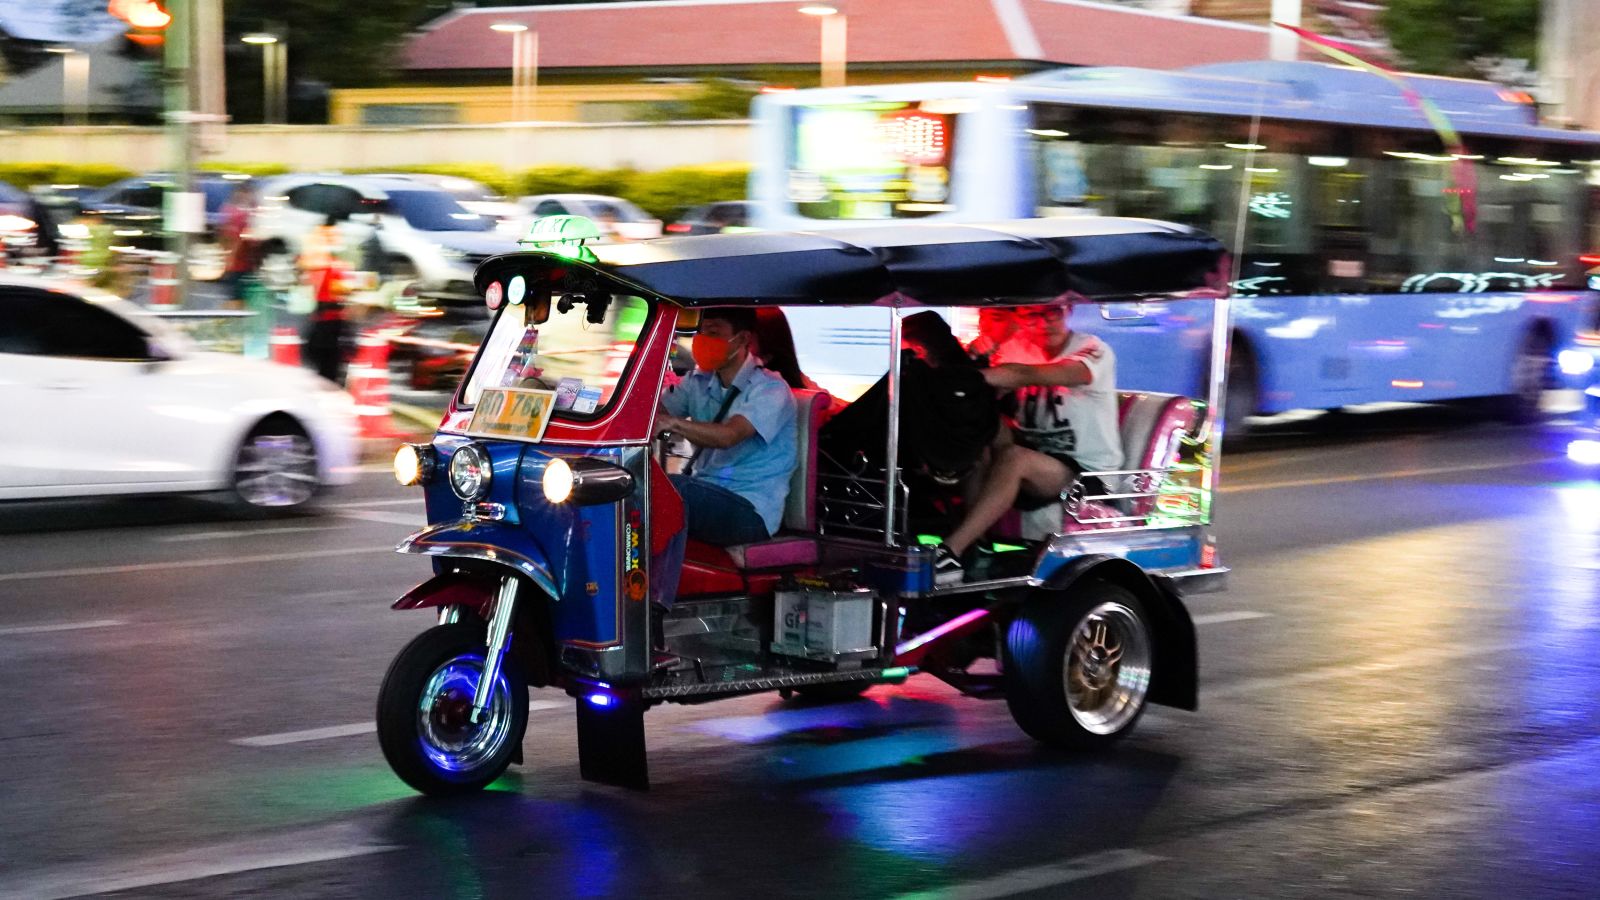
1559 349 1595 376
394 445 423 486
449 444 492 501
543 457 573 503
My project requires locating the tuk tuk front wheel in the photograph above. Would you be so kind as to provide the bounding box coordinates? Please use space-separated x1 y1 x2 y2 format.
1002 583 1153 750
377 621 529 795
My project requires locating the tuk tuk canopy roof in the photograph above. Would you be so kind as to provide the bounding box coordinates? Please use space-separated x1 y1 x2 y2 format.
474 218 1228 308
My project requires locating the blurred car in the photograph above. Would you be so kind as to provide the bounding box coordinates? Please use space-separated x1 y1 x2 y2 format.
0 180 39 256
69 173 251 249
372 173 531 237
519 193 662 241
0 276 359 513
253 174 521 292
666 200 759 235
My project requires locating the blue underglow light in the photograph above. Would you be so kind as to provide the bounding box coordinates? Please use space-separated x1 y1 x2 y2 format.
585 692 617 708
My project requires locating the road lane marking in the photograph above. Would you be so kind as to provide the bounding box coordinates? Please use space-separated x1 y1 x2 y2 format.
1205 639 1527 699
0 619 126 637
888 848 1164 900
158 525 345 543
1221 456 1556 494
0 546 398 584
333 509 426 527
1191 611 1270 626
233 700 568 747
0 822 395 900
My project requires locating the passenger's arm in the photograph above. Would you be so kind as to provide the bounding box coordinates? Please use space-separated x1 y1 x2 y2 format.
655 412 757 450
982 358 1093 390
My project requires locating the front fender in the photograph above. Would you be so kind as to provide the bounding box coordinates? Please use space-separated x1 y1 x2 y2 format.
1042 555 1198 711
397 520 560 601
392 572 500 616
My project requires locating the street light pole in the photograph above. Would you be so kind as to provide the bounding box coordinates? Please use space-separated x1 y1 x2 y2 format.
241 33 284 124
491 23 536 121
798 4 846 89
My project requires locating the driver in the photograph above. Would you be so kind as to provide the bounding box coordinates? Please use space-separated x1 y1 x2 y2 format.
933 302 1122 584
655 308 798 545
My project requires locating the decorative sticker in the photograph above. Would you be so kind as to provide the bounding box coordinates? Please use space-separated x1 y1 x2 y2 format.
466 387 557 442
553 377 584 411
572 386 604 414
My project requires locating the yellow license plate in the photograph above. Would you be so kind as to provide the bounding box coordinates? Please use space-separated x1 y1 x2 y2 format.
467 388 557 442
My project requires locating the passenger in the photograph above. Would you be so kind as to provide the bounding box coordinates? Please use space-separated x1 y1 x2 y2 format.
934 303 1122 584
655 308 798 546
818 311 998 515
751 306 820 390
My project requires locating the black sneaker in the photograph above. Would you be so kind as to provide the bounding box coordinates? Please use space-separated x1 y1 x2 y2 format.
932 543 965 586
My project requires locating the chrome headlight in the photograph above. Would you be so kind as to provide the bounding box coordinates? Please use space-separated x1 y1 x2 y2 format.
542 456 634 505
449 443 492 500
394 443 435 486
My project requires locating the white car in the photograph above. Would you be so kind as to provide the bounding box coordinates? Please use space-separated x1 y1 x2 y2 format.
0 277 359 512
252 174 523 292
374 173 533 238
519 194 663 241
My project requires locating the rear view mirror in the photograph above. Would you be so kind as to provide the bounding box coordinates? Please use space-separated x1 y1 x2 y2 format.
675 308 701 334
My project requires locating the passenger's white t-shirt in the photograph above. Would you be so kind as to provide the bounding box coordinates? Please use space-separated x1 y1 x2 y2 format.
1005 332 1123 474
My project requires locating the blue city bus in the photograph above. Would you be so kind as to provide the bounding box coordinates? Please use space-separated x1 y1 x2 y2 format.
750 61 1600 430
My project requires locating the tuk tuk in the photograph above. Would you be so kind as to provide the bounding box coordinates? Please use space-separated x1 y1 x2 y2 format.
377 215 1233 794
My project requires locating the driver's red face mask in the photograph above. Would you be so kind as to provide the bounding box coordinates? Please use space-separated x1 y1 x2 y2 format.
691 332 740 372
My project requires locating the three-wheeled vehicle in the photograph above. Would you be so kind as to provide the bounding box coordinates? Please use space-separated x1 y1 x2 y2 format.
377 215 1234 794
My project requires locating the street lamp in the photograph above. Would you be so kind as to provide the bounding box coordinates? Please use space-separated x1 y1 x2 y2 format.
241 33 286 124
798 4 846 89
491 22 538 122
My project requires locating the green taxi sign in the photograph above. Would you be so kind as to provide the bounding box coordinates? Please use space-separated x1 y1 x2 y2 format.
521 214 603 263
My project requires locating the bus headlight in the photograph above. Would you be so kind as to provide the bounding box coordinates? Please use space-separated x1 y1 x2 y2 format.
393 443 434 486
1569 440 1600 466
1558 349 1595 376
449 443 492 500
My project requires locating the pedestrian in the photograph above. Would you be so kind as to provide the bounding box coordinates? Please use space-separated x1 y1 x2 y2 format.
301 215 350 382
216 183 260 308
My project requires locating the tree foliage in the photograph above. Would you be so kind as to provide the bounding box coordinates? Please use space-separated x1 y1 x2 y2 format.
1381 0 1540 77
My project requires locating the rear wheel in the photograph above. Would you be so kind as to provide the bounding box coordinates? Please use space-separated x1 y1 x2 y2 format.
377 621 529 796
229 416 319 515
1500 329 1556 424
1002 582 1153 750
1223 338 1259 443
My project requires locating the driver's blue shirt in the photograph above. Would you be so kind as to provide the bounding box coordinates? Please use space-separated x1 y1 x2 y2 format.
662 355 797 535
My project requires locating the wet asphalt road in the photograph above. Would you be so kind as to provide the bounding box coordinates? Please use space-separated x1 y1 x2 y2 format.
1 405 1598 899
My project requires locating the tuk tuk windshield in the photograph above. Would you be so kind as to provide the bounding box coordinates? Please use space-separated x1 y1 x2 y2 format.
461 293 651 417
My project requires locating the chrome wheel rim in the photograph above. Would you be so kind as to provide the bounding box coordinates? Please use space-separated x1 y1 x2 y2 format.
1512 343 1550 411
235 433 317 507
417 655 514 774
1063 601 1152 735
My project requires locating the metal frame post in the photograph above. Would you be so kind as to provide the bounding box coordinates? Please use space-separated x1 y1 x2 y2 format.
883 307 903 546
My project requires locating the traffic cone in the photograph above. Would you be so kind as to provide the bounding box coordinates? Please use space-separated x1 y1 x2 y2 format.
269 326 302 366
148 252 179 308
345 330 403 439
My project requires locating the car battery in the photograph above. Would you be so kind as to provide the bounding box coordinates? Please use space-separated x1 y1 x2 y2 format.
771 586 877 661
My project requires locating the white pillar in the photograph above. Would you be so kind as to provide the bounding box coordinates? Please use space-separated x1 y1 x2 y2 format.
1269 0 1301 62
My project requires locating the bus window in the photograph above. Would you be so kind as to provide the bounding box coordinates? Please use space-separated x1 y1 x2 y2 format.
787 102 958 220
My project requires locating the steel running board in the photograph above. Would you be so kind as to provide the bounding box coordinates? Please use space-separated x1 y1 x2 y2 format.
642 666 915 701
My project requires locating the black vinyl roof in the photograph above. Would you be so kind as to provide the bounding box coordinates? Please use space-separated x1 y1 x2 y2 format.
473 217 1228 308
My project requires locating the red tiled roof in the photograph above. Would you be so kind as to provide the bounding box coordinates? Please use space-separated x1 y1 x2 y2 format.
404 0 1277 72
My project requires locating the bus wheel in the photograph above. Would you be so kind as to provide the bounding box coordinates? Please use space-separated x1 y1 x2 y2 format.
1002 582 1153 750
1223 340 1259 442
1502 330 1555 424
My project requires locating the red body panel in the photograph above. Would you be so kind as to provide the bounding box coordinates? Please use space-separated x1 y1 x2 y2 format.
392 574 499 617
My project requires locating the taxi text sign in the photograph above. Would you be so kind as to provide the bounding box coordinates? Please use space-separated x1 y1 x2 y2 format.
467 388 557 443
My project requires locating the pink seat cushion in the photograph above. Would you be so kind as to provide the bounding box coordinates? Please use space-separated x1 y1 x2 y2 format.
724 536 819 570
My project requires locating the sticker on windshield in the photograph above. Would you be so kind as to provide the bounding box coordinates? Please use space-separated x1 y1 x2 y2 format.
467 387 557 443
571 387 604 415
553 377 584 410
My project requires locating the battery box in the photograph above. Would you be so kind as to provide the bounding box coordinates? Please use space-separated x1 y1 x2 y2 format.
771 586 877 661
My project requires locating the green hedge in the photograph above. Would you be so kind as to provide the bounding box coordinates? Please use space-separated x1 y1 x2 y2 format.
0 162 134 189
0 159 755 221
